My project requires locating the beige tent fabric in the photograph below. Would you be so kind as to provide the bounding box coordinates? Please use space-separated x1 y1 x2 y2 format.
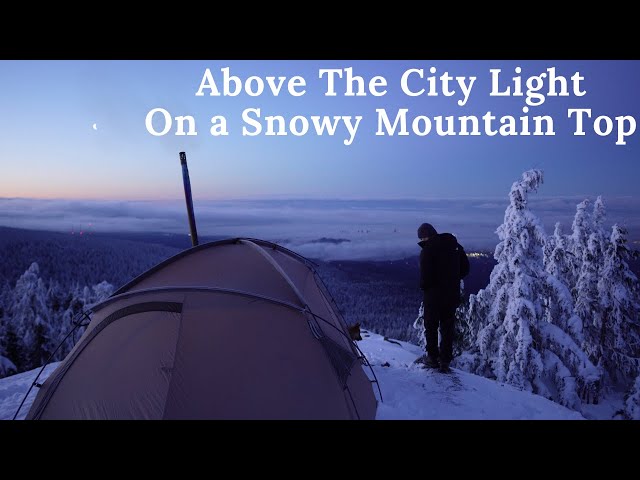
26 239 378 420
121 242 303 306
262 247 353 350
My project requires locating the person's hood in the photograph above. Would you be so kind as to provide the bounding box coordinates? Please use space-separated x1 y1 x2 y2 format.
418 233 458 248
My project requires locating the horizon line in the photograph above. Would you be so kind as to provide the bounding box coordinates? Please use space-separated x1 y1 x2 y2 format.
1 193 634 203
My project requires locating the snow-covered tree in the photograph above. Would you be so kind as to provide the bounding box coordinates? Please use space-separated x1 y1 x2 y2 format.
0 280 9 320
542 224 556 270
543 221 583 344
592 196 607 247
571 197 608 350
91 281 114 303
0 281 14 372
0 281 9 360
595 225 640 386
565 198 610 300
544 222 574 289
624 374 640 420
569 199 592 286
62 280 114 355
453 296 474 357
576 233 605 366
0 355 16 378
9 263 53 370
0 272 115 379
413 302 426 350
463 170 600 409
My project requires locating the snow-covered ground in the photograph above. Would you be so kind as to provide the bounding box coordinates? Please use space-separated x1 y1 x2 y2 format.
0 329 591 420
0 363 60 420
358 331 584 420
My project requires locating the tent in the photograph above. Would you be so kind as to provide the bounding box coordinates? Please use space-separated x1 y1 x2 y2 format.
26 238 379 420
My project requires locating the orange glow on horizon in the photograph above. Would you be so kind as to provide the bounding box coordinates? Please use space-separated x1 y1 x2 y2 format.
0 183 253 202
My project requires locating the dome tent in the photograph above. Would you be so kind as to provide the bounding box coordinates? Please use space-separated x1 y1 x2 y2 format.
26 238 379 420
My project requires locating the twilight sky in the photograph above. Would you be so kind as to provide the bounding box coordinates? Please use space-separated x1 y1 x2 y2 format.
0 60 639 257
1 60 639 201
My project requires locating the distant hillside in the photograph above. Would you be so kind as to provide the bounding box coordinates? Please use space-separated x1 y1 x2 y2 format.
0 226 181 289
1 226 637 346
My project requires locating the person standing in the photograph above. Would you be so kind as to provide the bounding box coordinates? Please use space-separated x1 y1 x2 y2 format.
418 223 470 372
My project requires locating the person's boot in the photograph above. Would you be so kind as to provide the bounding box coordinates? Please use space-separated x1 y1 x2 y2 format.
423 355 440 369
438 360 451 373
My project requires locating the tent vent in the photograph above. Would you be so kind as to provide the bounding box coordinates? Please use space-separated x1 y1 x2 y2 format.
319 336 357 389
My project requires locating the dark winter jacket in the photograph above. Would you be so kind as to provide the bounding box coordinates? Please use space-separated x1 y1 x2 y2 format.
419 233 470 309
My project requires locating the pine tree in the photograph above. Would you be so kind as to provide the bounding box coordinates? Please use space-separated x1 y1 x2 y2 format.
544 222 573 290
624 374 640 420
463 170 600 409
596 225 640 386
412 302 425 349
543 221 584 344
49 280 115 359
592 196 607 248
0 280 9 324
542 223 556 272
91 281 114 304
0 354 16 378
576 232 605 369
44 280 66 359
0 281 8 361
9 262 53 370
568 199 593 297
28 316 51 368
1 324 22 376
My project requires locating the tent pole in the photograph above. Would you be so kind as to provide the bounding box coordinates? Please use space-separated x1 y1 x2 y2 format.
179 152 199 247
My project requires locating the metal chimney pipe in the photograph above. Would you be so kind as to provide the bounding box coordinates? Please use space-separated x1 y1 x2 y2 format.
179 152 199 247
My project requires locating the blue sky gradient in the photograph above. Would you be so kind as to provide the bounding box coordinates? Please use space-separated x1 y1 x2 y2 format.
1 60 639 201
